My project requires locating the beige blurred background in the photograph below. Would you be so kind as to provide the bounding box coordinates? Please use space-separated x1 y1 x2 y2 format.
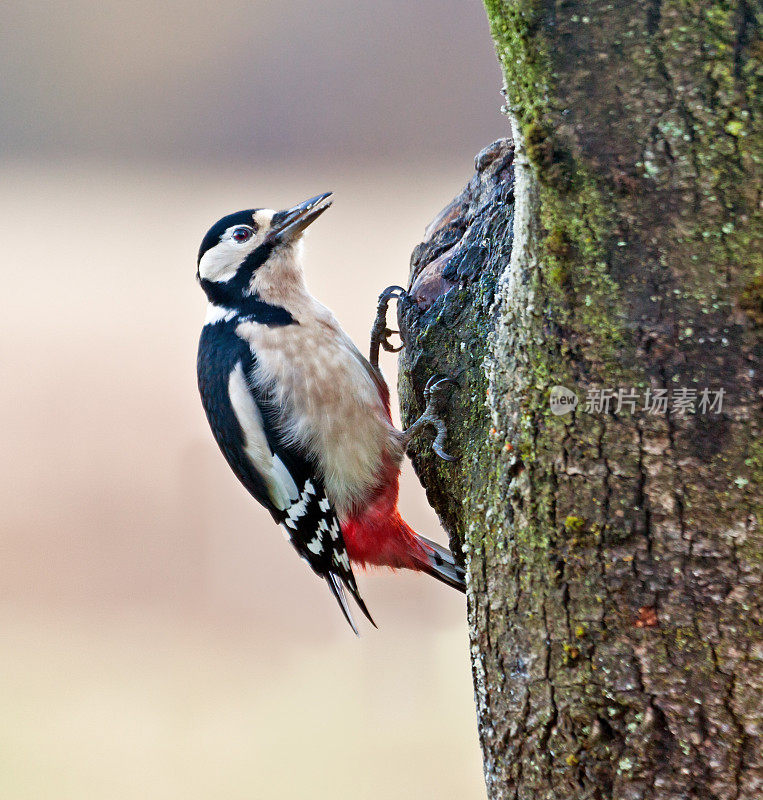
1 2 505 798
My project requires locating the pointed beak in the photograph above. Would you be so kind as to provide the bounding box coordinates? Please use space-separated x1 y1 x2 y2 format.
268 192 333 245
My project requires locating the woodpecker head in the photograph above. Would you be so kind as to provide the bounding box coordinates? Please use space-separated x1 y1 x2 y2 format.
197 192 332 309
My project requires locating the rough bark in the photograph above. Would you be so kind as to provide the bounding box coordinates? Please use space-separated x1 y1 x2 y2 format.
395 3 761 799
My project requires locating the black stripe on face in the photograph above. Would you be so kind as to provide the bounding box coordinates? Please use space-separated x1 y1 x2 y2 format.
200 279 296 326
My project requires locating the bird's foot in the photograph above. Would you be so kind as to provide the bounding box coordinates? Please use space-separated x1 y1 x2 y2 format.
402 374 458 462
369 285 407 368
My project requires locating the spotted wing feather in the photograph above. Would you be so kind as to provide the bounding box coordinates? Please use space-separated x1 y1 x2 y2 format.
281 476 375 632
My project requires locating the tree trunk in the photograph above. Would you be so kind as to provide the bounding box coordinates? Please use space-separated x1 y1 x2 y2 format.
396 3 761 799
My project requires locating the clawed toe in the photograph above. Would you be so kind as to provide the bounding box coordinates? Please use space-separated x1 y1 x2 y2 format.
424 374 459 401
381 333 403 354
370 286 408 367
432 439 457 462
378 285 406 302
370 288 458 460
403 373 459 462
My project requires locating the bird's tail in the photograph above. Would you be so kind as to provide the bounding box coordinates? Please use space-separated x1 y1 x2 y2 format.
414 535 466 593
324 571 376 636
342 510 466 593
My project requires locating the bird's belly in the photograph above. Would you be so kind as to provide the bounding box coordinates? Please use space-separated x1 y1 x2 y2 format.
237 319 402 516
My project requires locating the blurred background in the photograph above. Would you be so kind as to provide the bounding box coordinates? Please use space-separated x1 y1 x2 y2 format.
0 2 505 797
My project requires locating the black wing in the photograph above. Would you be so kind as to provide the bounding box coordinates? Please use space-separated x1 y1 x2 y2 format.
197 319 374 632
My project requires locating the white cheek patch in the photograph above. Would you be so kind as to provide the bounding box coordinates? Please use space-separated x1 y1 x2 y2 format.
199 214 275 284
198 240 244 283
227 362 299 510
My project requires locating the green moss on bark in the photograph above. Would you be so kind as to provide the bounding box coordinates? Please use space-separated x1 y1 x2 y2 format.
462 2 763 799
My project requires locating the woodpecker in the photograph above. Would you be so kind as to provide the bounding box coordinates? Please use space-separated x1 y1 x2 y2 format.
196 193 464 633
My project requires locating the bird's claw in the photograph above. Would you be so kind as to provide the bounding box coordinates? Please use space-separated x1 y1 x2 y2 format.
380 331 403 354
370 285 408 368
378 285 407 303
404 374 459 462
423 374 459 402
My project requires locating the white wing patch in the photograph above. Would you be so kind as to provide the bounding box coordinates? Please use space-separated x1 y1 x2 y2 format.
286 495 309 523
284 479 318 528
228 362 299 510
306 536 323 554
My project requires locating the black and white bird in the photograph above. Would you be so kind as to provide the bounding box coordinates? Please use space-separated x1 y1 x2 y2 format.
196 193 464 633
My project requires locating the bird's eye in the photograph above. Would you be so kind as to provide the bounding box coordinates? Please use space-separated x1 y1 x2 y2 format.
231 227 253 243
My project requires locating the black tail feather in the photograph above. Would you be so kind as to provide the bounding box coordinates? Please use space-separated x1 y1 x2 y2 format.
325 572 359 635
324 571 377 634
344 580 377 629
417 536 466 593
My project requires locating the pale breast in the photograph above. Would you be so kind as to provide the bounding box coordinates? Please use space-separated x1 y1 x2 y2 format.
236 316 403 517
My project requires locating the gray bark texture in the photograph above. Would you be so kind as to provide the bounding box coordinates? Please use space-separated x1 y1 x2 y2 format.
394 3 762 799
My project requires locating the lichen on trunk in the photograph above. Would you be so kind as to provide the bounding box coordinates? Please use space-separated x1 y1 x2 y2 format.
397 2 762 799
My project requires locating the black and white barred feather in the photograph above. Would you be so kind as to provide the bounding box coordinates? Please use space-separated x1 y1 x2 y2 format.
282 477 374 633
